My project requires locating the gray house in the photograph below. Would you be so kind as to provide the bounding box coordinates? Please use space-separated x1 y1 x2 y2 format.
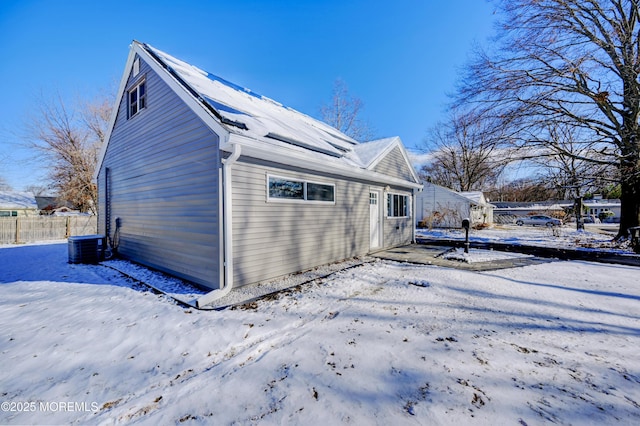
95 41 422 306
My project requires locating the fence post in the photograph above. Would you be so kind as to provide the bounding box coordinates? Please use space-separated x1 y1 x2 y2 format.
15 217 20 244
66 216 71 238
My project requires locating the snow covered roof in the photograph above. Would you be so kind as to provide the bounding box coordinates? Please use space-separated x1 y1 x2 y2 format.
0 191 38 210
421 183 493 207
354 137 399 168
98 42 420 187
459 191 494 208
146 43 355 157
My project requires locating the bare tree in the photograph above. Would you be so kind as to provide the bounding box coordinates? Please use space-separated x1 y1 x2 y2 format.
23 184 50 197
420 111 507 192
528 123 616 199
320 78 374 141
0 153 10 191
24 92 112 213
0 176 11 191
487 177 559 202
457 0 640 238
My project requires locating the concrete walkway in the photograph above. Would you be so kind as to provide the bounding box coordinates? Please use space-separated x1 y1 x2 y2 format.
416 238 640 268
370 244 553 271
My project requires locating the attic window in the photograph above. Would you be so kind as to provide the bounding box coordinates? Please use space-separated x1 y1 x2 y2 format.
129 79 146 118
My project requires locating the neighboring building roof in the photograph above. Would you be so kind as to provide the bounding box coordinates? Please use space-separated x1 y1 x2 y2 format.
583 199 620 208
96 41 421 188
35 196 74 211
492 201 563 209
459 191 494 208
493 199 621 210
0 191 38 210
421 183 493 208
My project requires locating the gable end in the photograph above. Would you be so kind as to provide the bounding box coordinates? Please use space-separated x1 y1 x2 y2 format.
371 146 418 182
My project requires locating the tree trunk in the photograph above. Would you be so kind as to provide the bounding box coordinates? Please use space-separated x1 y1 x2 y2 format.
616 155 640 239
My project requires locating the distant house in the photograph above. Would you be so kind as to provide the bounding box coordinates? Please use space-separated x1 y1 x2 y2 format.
95 41 422 306
415 183 494 228
584 197 621 221
0 191 38 217
35 196 76 215
493 197 621 223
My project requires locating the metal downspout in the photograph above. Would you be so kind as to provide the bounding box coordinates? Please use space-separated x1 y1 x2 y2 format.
196 143 241 308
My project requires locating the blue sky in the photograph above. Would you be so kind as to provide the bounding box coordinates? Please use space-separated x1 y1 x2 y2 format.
0 0 496 192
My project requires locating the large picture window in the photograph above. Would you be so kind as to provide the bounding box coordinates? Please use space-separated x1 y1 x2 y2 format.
387 193 409 217
268 175 335 203
268 177 304 200
128 79 146 118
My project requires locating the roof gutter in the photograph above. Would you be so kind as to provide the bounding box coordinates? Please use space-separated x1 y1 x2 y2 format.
196 143 241 308
224 134 423 190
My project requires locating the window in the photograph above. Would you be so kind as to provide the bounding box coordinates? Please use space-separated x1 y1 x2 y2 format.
269 177 304 200
369 192 378 205
307 182 335 202
387 193 409 218
268 175 335 203
0 211 17 217
128 79 146 118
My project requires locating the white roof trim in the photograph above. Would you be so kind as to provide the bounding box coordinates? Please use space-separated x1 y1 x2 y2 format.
365 137 421 184
226 134 423 189
133 42 230 139
93 46 137 181
94 41 232 181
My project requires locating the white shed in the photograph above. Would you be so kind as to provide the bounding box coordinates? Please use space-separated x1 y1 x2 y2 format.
416 183 494 228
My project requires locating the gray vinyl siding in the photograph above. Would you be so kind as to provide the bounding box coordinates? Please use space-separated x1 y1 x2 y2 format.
383 217 413 247
97 55 221 289
230 158 371 287
383 189 414 247
372 146 415 182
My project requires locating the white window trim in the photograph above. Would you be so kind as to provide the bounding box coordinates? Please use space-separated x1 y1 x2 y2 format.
386 191 412 219
128 77 146 118
266 174 336 205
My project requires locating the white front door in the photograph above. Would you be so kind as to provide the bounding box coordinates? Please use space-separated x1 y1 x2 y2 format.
369 190 381 249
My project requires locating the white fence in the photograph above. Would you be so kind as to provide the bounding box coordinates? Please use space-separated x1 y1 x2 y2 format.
0 216 98 244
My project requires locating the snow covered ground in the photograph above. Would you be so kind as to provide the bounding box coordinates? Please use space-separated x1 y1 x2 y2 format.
1 237 639 425
418 223 635 254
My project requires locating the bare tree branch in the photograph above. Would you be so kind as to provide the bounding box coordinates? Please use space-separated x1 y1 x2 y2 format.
456 0 640 237
23 92 112 213
420 110 509 192
320 79 374 141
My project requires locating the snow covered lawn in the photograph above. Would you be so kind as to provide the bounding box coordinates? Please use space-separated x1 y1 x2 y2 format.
418 224 634 254
1 242 639 425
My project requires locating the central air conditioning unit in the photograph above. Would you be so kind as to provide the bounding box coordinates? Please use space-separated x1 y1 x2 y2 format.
68 235 106 264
